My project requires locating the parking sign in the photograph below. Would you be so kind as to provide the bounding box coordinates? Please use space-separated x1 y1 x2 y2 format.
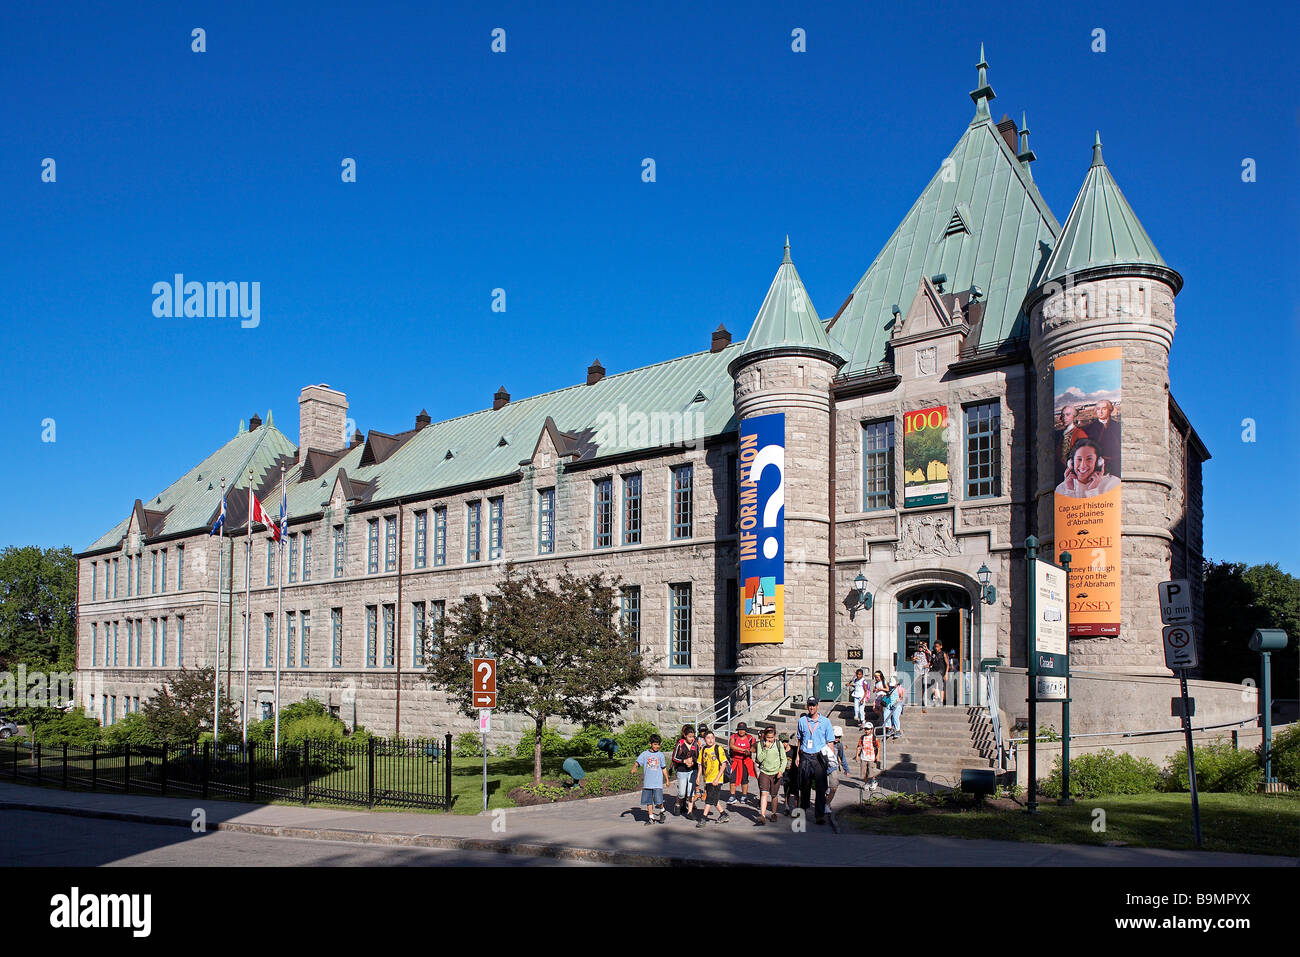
1162 624 1198 670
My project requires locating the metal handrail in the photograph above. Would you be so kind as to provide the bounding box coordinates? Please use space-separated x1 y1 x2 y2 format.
687 667 813 739
983 666 1005 771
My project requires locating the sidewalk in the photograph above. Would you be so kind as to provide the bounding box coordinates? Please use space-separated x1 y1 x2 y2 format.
0 781 1291 867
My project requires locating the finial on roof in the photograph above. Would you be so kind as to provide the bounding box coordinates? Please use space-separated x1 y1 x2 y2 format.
266 409 274 427
1091 130 1105 167
782 235 791 264
1017 111 1037 174
238 419 247 435
969 43 996 117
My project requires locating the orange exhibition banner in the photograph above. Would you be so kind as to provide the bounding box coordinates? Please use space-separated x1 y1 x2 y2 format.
1052 348 1122 637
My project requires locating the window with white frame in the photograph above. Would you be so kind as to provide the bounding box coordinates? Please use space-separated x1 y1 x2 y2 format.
537 488 555 555
466 501 481 563
414 510 427 569
671 465 694 539
623 473 642 546
488 497 503 561
593 478 613 549
331 608 343 667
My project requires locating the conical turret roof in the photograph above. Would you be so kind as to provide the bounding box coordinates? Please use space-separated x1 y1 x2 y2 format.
729 238 844 375
1038 132 1182 292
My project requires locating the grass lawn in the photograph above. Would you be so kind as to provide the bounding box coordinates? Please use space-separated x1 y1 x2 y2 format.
838 791 1300 856
449 754 637 814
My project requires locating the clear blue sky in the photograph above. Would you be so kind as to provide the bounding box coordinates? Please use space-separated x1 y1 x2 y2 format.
2 0 1296 571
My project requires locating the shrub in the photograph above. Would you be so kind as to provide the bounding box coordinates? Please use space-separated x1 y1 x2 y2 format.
616 721 665 759
454 732 486 757
1163 742 1262 794
518 782 566 802
102 711 155 746
1038 748 1161 798
579 765 641 796
29 708 102 747
1262 724 1299 790
515 724 569 758
566 724 615 757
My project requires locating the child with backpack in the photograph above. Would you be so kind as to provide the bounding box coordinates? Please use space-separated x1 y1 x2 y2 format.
694 730 730 827
635 735 671 824
671 724 699 817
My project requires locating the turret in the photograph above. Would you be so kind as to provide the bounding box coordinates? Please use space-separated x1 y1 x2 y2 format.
1027 132 1184 673
729 238 845 672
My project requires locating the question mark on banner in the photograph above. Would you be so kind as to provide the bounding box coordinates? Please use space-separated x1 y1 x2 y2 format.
749 445 785 559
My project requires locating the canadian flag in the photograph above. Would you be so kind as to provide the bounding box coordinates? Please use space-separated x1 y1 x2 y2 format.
251 493 281 541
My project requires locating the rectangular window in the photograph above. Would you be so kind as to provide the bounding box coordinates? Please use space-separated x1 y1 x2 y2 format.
91 562 97 600
151 551 157 594
537 488 555 555
433 507 447 566
367 518 379 574
593 478 613 549
126 620 134 667
620 586 641 653
127 555 133 597
430 600 445 660
670 583 692 668
383 603 395 668
113 558 119 598
151 618 158 667
136 555 142 595
113 621 119 667
160 617 167 667
289 534 298 583
91 624 98 665
488 497 504 560
333 525 345 578
176 545 184 589
300 610 310 667
965 401 1002 499
366 606 378 667
727 453 739 535
136 619 143 667
466 501 482 563
331 608 343 667
177 616 184 664
265 614 274 667
412 601 426 667
286 612 297 668
385 515 397 572
301 530 312 581
414 510 427 569
862 418 896 510
111 696 117 725
160 549 168 593
672 464 694 539
623 473 642 545
266 540 276 586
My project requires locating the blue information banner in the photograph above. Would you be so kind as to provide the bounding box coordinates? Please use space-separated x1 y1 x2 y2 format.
738 413 785 644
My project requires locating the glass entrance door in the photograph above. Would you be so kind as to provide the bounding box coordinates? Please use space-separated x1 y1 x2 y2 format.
897 612 934 698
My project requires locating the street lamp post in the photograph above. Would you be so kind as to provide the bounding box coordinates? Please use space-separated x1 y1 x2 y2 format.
853 573 874 674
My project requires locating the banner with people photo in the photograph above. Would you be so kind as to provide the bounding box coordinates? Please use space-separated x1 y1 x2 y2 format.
738 413 784 644
903 405 949 507
1053 347 1122 637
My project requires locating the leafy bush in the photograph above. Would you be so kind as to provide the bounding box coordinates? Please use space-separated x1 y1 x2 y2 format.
518 782 566 802
1262 723 1299 790
566 724 615 757
1163 742 1262 794
515 724 569 758
1038 749 1162 798
283 715 344 748
616 722 665 758
102 711 155 746
29 708 102 746
454 732 486 757
579 765 641 796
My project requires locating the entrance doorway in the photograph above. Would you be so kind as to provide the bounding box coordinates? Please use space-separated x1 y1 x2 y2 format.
895 586 973 706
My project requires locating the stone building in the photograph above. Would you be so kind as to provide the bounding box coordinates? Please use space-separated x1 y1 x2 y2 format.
75 53 1227 757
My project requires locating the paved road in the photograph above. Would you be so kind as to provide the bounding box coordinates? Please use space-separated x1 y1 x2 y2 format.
0 809 592 867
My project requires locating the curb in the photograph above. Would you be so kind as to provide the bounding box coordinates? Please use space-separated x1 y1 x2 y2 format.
0 799 794 867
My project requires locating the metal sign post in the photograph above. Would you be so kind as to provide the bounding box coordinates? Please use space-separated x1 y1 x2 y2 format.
1025 537 1039 814
479 709 491 812
1057 552 1072 806
1160 588 1202 848
472 659 497 812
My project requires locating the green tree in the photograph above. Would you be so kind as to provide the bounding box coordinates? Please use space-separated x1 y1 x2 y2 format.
421 566 649 784
140 666 240 742
0 545 77 671
1202 561 1298 700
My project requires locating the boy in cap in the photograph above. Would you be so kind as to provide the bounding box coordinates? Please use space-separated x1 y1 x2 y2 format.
824 727 850 806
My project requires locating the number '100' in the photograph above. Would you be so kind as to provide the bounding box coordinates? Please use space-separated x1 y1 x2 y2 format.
905 410 944 433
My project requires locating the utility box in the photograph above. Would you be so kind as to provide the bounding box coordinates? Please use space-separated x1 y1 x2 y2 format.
816 662 842 702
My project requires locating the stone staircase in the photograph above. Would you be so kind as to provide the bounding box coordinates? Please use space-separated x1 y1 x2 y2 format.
722 699 1003 793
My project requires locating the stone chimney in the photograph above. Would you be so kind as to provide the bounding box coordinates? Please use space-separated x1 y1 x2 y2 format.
415 409 431 430
350 428 364 449
711 323 732 353
298 384 349 462
493 387 510 410
587 359 605 385
248 412 262 431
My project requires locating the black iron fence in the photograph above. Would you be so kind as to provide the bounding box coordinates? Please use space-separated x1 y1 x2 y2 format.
0 734 453 811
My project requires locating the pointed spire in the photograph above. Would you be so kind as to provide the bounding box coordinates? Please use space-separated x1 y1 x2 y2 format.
1017 111 1037 178
238 419 247 435
969 42 996 118
782 235 792 264
266 409 274 427
1038 134 1182 294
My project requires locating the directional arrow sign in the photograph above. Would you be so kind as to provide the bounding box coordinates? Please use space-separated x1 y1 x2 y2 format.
1162 624 1198 670
472 658 497 710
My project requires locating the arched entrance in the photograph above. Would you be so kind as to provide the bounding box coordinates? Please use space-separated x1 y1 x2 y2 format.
896 585 973 706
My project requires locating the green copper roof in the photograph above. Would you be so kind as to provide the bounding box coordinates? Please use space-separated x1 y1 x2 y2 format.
1038 132 1180 290
732 238 843 369
827 110 1060 372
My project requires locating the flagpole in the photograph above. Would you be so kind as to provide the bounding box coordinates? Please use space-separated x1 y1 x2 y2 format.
214 478 224 747
274 464 285 753
242 469 252 744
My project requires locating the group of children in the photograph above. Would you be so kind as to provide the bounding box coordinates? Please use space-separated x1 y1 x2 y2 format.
634 717 885 826
849 668 909 738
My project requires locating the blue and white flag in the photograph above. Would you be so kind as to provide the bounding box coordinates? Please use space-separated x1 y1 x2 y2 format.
209 490 227 536
278 491 288 541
